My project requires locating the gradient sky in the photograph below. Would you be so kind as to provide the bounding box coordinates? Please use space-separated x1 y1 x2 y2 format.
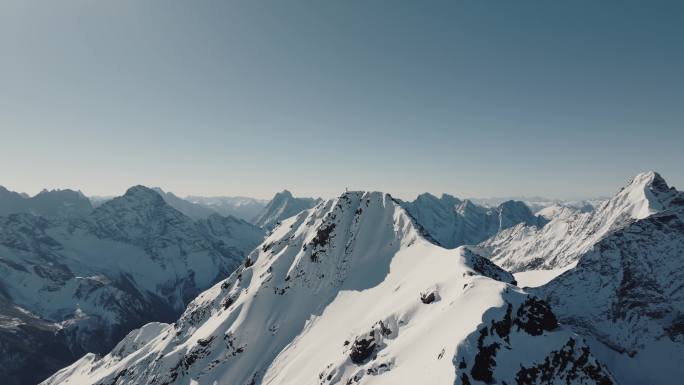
1 0 682 200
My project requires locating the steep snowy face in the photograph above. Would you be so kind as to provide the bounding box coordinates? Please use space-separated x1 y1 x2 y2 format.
0 186 265 384
401 193 546 249
43 191 612 385
532 209 684 385
0 186 93 218
252 189 321 230
478 171 683 273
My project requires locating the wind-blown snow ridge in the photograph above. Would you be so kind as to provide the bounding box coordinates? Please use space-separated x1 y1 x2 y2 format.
43 191 612 385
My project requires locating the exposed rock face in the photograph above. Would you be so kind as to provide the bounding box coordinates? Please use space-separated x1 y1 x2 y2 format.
401 193 546 249
455 296 614 385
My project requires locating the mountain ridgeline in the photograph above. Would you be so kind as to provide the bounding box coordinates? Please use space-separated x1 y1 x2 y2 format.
43 191 614 385
0 185 265 385
2 171 683 385
400 193 547 249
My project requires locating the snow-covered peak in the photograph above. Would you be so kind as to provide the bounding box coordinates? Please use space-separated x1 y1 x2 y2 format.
479 171 684 273
455 199 486 216
414 192 462 208
252 189 320 230
601 170 677 220
401 194 544 249
122 184 166 204
275 189 294 198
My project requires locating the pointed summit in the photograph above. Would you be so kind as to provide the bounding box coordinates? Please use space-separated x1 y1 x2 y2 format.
252 189 319 230
123 185 165 203
481 171 684 273
276 189 293 198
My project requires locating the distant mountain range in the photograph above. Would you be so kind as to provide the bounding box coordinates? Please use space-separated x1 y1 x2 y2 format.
400 194 547 248
0 186 92 217
3 171 682 385
0 186 265 385
91 189 319 228
186 195 269 221
472 196 606 214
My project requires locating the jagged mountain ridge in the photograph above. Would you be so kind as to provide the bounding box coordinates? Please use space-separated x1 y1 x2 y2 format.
531 194 684 385
400 193 547 249
43 191 613 385
0 185 265 385
469 171 684 385
477 171 680 273
252 189 321 230
0 186 93 218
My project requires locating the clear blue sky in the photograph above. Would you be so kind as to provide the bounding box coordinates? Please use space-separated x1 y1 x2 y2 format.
1 0 682 200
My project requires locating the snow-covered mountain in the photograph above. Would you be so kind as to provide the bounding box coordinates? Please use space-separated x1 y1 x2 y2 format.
401 193 547 249
0 186 93 218
532 207 684 385
187 196 268 222
252 189 321 230
0 186 265 385
535 203 590 221
43 191 613 385
477 171 680 274
474 171 684 385
472 196 603 214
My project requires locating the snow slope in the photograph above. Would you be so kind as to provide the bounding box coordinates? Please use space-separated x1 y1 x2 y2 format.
43 191 613 385
401 193 546 249
0 186 265 385
252 189 321 230
477 171 679 273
